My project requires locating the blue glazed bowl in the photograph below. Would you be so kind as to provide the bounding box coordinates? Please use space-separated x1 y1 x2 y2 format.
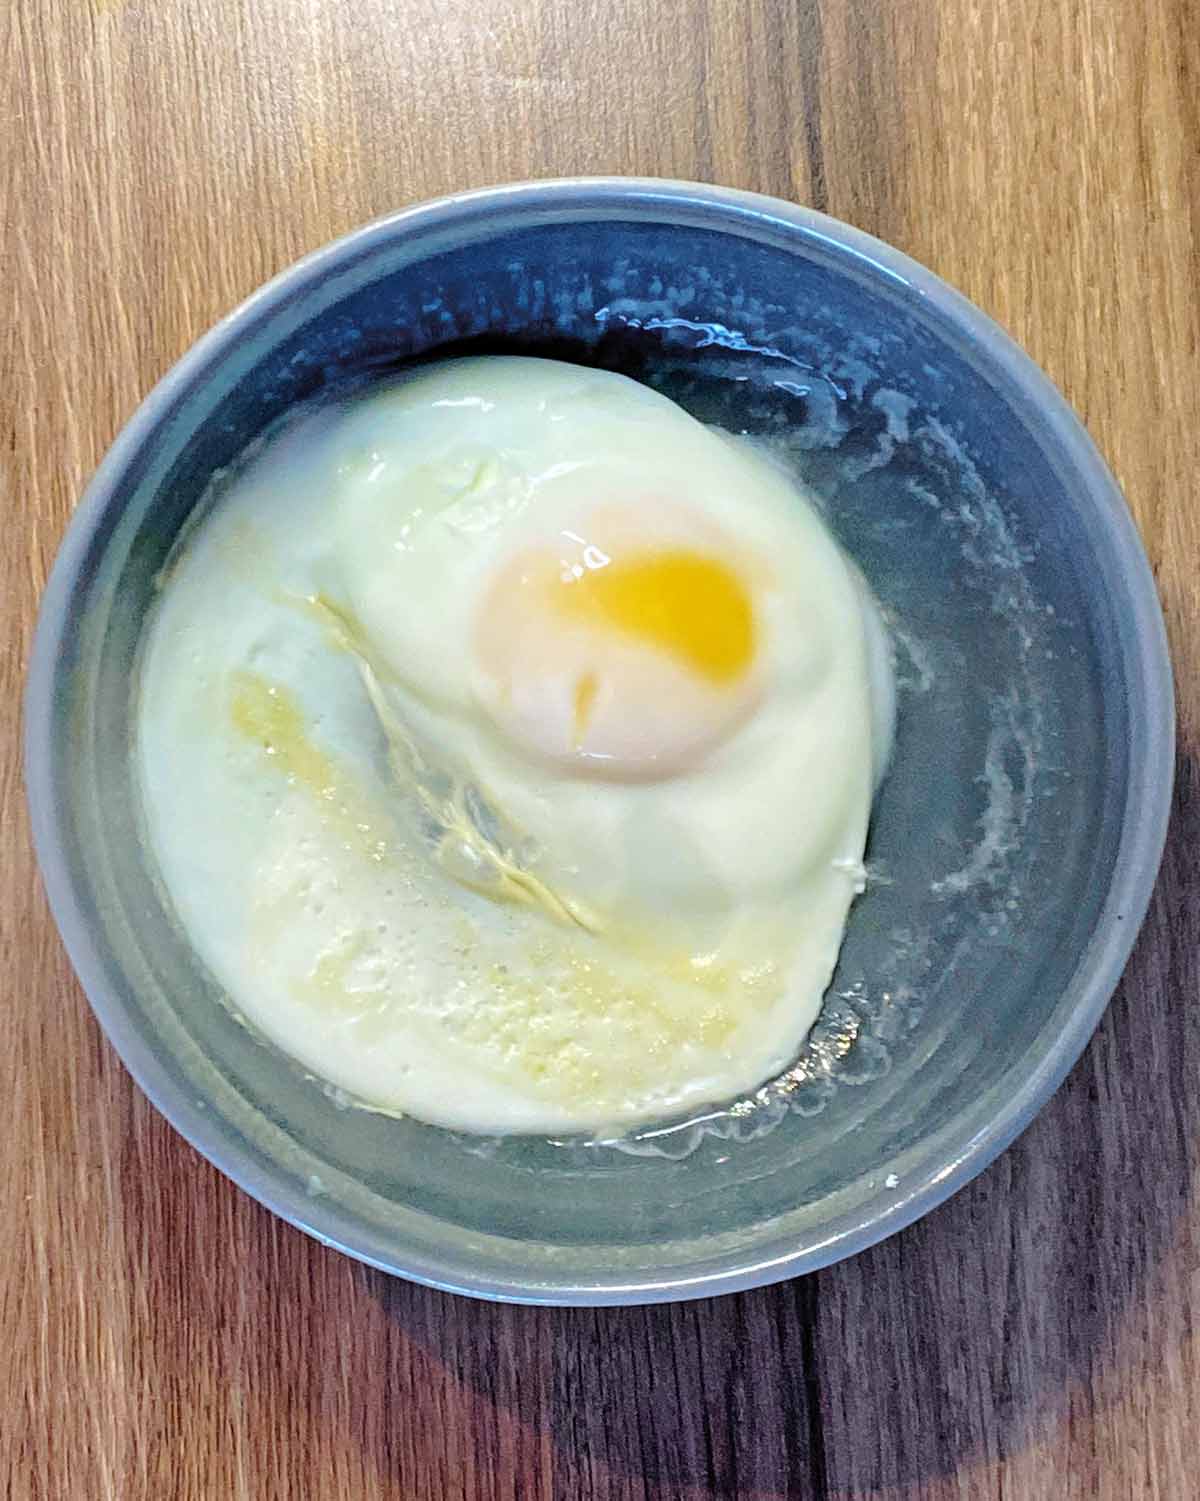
26 180 1173 1303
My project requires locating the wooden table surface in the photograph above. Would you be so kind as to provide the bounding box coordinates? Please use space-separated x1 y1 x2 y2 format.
3 1 1199 1496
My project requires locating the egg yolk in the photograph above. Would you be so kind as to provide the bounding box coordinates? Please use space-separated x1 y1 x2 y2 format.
551 549 756 684
474 521 764 776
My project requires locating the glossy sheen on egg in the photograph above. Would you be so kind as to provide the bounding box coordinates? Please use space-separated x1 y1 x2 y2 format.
136 358 892 1135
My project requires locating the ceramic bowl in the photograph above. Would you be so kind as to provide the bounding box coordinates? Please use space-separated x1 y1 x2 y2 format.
26 180 1173 1303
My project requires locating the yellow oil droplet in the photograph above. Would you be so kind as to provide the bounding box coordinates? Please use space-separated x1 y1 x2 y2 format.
229 670 338 797
572 670 599 748
228 669 388 860
555 549 756 682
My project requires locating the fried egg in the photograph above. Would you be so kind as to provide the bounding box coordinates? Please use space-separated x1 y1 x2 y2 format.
137 357 893 1134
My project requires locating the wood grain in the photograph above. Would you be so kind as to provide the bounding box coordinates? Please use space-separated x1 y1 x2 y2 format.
3 0 1198 1496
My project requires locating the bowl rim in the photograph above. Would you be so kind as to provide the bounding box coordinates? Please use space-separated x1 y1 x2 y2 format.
25 176 1176 1305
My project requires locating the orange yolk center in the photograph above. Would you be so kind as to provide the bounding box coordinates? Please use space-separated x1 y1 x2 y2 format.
550 548 756 684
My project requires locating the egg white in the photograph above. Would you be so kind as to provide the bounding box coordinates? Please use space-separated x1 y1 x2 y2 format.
137 358 891 1134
